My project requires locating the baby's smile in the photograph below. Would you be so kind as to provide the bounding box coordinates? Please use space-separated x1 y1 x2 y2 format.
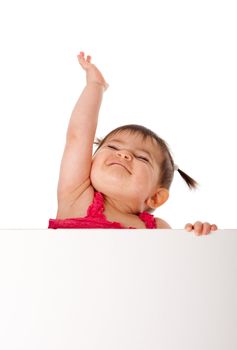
109 161 131 174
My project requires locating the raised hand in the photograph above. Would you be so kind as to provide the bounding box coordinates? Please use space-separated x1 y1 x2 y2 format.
77 51 109 91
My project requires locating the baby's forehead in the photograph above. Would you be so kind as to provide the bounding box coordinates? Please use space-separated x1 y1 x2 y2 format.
107 130 153 144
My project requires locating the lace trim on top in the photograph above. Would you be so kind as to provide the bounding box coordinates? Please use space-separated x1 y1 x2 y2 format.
48 191 157 229
87 192 157 228
139 211 157 229
86 192 106 219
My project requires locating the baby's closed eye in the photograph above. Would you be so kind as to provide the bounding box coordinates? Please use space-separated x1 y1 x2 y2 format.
106 144 149 162
107 145 118 150
107 145 149 162
136 156 149 162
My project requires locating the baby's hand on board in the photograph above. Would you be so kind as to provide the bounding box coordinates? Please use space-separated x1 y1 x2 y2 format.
185 221 218 236
77 51 109 91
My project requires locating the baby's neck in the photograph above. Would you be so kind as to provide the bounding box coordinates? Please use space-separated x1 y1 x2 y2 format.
103 197 146 229
103 195 137 216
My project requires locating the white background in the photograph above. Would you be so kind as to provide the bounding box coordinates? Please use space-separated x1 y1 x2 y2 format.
0 0 236 228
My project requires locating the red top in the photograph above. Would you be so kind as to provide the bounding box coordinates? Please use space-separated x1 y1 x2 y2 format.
48 191 157 229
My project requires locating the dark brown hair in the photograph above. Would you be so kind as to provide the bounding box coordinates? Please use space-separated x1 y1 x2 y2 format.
93 124 198 191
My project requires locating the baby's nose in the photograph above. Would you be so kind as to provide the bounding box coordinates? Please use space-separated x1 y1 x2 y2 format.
116 150 132 160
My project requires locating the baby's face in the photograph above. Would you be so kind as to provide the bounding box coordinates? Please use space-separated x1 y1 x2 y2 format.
90 131 163 212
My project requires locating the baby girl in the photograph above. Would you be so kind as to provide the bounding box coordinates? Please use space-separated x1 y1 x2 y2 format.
48 52 217 235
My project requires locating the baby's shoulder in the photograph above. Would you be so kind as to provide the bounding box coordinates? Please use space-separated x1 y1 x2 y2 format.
155 217 171 229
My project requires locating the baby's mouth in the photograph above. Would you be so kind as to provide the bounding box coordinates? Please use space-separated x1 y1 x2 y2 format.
109 162 131 174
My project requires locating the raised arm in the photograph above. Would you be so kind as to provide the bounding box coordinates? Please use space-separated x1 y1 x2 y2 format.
57 52 109 205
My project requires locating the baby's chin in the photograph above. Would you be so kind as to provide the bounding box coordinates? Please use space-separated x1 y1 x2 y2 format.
91 179 147 212
91 167 130 190
91 180 127 198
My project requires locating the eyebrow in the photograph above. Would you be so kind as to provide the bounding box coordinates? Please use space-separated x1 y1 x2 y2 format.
106 138 154 160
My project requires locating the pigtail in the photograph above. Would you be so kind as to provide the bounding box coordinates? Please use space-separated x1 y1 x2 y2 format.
176 168 199 190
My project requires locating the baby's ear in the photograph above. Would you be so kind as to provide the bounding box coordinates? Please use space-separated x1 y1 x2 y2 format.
146 188 169 209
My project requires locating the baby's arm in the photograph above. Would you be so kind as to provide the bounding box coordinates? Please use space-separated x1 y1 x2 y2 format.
56 52 108 205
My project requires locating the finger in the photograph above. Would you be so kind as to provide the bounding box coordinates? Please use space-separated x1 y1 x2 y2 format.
193 221 203 235
211 224 218 231
86 55 92 62
77 52 85 60
77 54 84 61
202 222 211 235
185 223 193 232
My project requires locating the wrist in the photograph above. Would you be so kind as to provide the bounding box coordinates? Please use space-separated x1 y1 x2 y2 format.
87 81 109 91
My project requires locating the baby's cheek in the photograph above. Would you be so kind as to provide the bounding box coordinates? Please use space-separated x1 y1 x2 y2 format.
90 164 98 185
90 161 107 191
136 170 151 191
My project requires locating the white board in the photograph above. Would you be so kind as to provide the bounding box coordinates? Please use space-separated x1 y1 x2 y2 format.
0 229 236 350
